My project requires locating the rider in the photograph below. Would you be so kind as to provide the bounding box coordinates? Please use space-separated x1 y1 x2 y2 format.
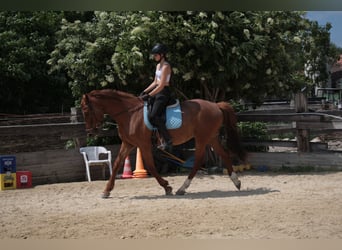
140 43 173 152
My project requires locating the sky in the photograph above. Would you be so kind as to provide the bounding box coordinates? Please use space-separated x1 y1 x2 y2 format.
306 11 342 48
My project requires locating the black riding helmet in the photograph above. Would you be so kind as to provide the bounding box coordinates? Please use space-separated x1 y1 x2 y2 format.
151 43 168 55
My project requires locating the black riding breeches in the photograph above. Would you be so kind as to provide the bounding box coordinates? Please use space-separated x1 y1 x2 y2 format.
148 87 171 142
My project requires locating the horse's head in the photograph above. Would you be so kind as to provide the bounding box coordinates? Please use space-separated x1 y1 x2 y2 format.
81 93 104 135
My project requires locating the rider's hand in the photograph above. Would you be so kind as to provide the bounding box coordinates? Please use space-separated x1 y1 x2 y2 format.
140 94 150 101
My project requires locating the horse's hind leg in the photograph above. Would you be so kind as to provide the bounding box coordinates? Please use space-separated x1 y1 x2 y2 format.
210 138 241 190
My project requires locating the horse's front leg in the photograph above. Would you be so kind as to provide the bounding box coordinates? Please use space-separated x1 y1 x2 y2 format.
140 147 173 195
102 142 134 198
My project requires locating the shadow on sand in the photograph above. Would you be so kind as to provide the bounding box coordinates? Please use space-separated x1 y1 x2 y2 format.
132 187 279 200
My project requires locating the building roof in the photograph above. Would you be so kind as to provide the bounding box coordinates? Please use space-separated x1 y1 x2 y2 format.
331 54 342 73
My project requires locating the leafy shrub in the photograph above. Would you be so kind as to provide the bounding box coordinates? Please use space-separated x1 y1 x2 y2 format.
238 121 269 152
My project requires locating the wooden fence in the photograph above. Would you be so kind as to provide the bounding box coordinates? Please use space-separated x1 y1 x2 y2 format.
1 103 342 186
13 145 133 185
237 110 342 152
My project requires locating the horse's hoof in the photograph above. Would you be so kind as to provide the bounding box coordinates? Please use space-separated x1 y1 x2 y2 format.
165 186 173 195
102 192 110 199
235 181 241 191
230 172 241 191
175 189 185 195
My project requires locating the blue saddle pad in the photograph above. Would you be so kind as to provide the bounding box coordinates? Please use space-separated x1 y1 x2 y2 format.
144 100 182 130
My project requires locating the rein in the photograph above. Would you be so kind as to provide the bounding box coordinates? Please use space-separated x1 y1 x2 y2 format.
110 102 144 119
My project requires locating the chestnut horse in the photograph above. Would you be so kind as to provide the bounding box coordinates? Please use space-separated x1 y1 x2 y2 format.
81 89 246 198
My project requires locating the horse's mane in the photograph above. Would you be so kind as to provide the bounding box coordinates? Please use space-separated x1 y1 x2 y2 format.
89 89 139 103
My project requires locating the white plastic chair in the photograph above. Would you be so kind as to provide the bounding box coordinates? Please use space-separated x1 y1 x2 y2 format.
80 146 112 182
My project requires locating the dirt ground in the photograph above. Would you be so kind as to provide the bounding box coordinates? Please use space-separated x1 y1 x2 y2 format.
1 171 341 239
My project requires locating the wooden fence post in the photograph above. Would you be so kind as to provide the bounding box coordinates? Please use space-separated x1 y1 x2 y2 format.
70 107 87 148
294 92 310 152
70 107 84 123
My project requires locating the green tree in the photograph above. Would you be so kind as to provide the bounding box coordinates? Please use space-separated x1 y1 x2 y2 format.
0 11 73 114
329 43 342 62
48 11 133 106
302 19 331 91
49 11 334 106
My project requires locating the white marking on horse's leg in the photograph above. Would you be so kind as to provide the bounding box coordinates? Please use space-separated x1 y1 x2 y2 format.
181 178 192 190
230 172 241 190
176 178 192 195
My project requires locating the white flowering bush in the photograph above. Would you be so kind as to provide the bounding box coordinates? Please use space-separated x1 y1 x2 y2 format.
49 11 333 105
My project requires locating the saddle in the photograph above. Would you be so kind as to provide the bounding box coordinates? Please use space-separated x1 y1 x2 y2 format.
143 99 182 130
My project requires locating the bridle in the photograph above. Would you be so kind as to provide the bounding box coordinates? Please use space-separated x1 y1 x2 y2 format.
83 94 103 133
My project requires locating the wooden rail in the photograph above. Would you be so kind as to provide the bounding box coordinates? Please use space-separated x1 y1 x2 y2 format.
237 111 342 152
1 107 342 185
238 112 342 124
0 123 86 137
1 109 342 153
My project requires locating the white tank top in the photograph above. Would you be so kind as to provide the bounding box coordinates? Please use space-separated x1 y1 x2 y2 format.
155 62 171 83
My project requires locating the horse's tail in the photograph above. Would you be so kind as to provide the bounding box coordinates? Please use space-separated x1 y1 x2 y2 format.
217 101 247 162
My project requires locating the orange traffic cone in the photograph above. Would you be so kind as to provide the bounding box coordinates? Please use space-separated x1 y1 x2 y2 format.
121 156 133 179
133 148 148 178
